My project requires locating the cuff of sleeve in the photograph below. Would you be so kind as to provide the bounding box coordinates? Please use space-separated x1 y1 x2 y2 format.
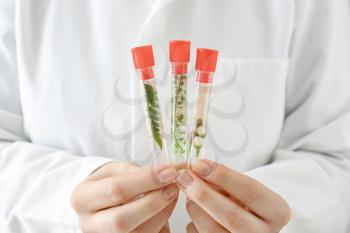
0 141 117 230
245 159 344 232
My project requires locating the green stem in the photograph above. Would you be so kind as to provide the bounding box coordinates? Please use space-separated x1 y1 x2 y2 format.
172 74 187 159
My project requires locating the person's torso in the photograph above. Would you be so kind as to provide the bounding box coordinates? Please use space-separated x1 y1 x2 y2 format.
15 0 293 229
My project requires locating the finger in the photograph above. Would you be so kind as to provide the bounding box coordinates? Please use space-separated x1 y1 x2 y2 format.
186 199 229 233
176 170 269 232
130 199 177 233
191 160 291 223
186 222 198 233
92 184 179 233
159 222 170 233
76 164 178 212
170 161 187 171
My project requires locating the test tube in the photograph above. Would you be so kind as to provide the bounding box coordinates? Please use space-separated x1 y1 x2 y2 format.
169 40 191 163
187 48 219 164
131 45 169 164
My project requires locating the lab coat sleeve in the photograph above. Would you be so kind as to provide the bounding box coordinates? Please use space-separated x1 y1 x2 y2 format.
0 1 113 232
247 0 350 232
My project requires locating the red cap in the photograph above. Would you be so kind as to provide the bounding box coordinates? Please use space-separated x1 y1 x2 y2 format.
169 40 191 63
195 48 218 73
131 45 155 69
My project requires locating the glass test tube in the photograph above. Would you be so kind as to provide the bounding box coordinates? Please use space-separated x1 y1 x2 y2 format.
131 45 169 164
187 48 219 164
169 40 191 163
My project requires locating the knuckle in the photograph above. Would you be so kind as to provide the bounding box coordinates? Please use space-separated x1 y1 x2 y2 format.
239 179 264 205
148 168 161 186
274 202 292 225
70 194 80 211
108 181 126 203
226 210 245 230
211 164 224 178
112 214 128 233
145 196 158 212
194 188 209 203
70 184 84 212
245 187 263 206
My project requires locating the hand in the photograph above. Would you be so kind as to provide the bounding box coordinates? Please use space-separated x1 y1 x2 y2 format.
176 160 291 233
71 162 179 233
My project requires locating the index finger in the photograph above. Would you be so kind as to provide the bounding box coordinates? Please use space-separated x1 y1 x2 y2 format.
73 164 178 212
191 160 290 222
176 169 268 233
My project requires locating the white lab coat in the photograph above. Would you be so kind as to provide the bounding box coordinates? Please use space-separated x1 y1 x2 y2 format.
0 0 350 232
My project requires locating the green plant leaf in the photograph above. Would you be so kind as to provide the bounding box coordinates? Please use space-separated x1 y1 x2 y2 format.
144 82 163 150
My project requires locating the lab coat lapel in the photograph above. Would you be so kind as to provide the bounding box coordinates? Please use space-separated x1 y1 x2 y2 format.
137 0 177 44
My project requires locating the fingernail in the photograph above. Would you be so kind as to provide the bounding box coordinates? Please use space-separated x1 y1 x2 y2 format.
176 170 194 189
192 160 212 177
163 185 179 200
157 167 177 183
